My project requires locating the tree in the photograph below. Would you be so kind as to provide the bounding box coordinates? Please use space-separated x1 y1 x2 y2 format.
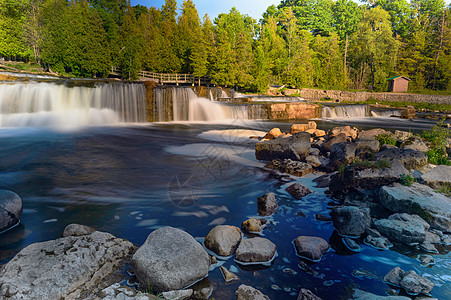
161 0 180 72
177 0 201 73
370 0 411 38
311 33 345 88
191 14 215 78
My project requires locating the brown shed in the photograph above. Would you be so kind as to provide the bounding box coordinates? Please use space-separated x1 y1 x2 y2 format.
387 76 411 92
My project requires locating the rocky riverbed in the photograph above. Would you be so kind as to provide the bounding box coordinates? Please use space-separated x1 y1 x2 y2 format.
1 121 450 299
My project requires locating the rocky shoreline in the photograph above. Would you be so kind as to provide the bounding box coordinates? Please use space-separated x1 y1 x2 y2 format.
1 121 450 299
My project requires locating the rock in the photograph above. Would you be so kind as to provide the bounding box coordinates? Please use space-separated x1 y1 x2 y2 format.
424 231 441 243
329 142 357 170
328 125 358 140
366 228 382 237
62 223 96 237
313 129 326 137
263 128 284 140
365 235 393 250
401 105 416 119
420 242 438 253
375 148 427 170
241 218 263 233
306 155 321 167
99 283 153 299
383 267 405 286
322 133 348 152
388 213 430 230
131 227 210 293
204 225 242 257
400 270 434 295
236 285 269 300
0 227 136 299
358 128 388 140
381 144 398 150
343 237 361 252
310 147 320 156
220 266 238 283
418 254 434 266
394 130 413 142
355 139 380 160
0 190 22 233
441 234 451 244
378 183 451 232
297 288 323 300
349 288 410 299
257 192 278 216
373 218 425 244
286 183 312 199
265 159 314 177
235 237 277 264
193 284 214 300
293 236 329 262
400 136 429 152
315 214 331 222
421 165 451 189
291 121 317 134
162 289 193 300
255 132 311 161
330 206 371 237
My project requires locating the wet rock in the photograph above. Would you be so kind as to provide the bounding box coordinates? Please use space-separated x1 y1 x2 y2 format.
131 227 210 293
204 225 242 257
62 223 96 237
306 155 321 167
241 218 263 233
263 128 284 140
424 231 441 244
329 142 357 170
375 148 427 170
236 284 269 300
378 183 451 232
421 165 451 190
255 132 311 161
343 237 361 252
328 125 358 140
99 283 153 299
192 284 214 300
297 211 307 217
315 214 331 222
162 289 193 300
420 242 438 253
366 228 382 237
349 288 410 299
330 206 371 237
291 121 317 134
297 288 323 300
266 159 314 177
293 236 329 262
322 133 348 152
400 136 429 152
383 267 405 286
220 266 238 283
374 218 425 244
235 237 277 264
400 270 434 295
418 254 435 266
0 190 22 233
365 235 393 250
358 128 388 140
257 192 278 216
286 183 312 199
0 226 136 299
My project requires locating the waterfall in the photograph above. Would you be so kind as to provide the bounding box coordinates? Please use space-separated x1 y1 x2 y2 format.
0 81 147 127
371 109 402 117
321 104 370 118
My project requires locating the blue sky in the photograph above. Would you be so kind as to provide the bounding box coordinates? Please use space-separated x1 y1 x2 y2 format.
130 0 451 21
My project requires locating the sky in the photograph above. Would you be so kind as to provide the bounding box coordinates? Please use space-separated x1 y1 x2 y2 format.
131 1 451 21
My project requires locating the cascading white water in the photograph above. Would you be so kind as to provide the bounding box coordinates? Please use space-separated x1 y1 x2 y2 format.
0 81 147 127
371 109 402 117
321 104 370 118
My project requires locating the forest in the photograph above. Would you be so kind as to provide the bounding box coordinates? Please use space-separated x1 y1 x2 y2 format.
0 0 450 92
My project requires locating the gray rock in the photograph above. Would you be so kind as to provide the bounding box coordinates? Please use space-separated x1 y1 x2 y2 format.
329 142 357 170
257 192 278 216
322 133 348 152
99 283 153 300
306 155 321 167
394 130 413 142
349 288 410 299
400 270 434 295
297 288 323 300
236 284 269 300
388 213 430 230
358 128 388 140
310 148 320 156
331 206 371 237
162 289 193 300
418 254 435 266
356 139 380 156
400 136 429 152
204 225 242 257
366 228 382 237
0 190 22 233
421 165 451 189
220 266 238 283
235 237 277 264
343 237 361 252
255 132 311 161
375 148 427 170
420 242 438 253
378 183 451 232
383 267 405 286
265 159 313 177
424 231 441 243
193 284 214 300
365 235 393 250
442 234 451 244
62 223 96 237
131 227 210 293
286 183 312 199
293 236 329 262
0 227 136 299
374 218 425 244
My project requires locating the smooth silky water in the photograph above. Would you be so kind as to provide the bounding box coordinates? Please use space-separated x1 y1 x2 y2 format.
0 80 449 299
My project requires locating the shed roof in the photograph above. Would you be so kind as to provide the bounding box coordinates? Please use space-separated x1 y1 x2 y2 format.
387 76 411 81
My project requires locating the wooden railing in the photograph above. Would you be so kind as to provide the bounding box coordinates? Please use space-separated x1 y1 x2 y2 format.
110 67 211 86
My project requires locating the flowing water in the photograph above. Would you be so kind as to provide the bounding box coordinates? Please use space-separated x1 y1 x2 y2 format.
0 80 450 299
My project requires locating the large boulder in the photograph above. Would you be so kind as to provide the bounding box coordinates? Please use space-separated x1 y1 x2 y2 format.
265 159 314 177
236 285 269 300
241 218 264 233
375 148 427 170
400 136 429 152
0 190 22 233
204 225 242 257
257 192 278 216
329 142 357 170
322 133 348 152
355 139 380 160
373 218 426 244
330 206 371 237
131 227 210 293
358 128 388 140
421 165 451 190
378 183 451 232
0 225 136 299
286 183 312 199
235 237 277 264
291 121 317 134
383 267 434 296
328 126 358 140
255 132 311 161
293 236 329 262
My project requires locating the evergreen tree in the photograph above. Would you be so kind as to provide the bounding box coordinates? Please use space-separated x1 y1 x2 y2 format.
177 0 201 73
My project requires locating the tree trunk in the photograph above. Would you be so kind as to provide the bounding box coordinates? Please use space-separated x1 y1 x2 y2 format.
433 9 446 90
344 34 348 78
370 58 375 91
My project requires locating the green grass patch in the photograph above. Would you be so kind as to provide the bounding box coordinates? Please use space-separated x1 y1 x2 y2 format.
399 174 417 186
375 133 397 147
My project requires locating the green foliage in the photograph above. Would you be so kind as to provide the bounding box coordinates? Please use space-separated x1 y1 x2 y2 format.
376 133 397 147
422 119 451 165
399 173 417 186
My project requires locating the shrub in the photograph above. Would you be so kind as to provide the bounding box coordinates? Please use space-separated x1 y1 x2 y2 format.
399 174 417 186
375 133 397 147
422 119 451 165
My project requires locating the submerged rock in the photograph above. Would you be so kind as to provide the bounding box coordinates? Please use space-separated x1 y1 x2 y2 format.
235 237 277 264
286 183 312 199
257 192 278 216
0 190 22 233
255 132 311 161
293 236 329 262
204 225 242 257
330 206 371 237
0 225 136 299
236 284 269 300
131 227 210 293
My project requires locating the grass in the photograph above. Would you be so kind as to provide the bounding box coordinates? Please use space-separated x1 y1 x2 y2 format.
399 174 417 186
375 133 397 147
3 61 42 72
422 119 451 165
